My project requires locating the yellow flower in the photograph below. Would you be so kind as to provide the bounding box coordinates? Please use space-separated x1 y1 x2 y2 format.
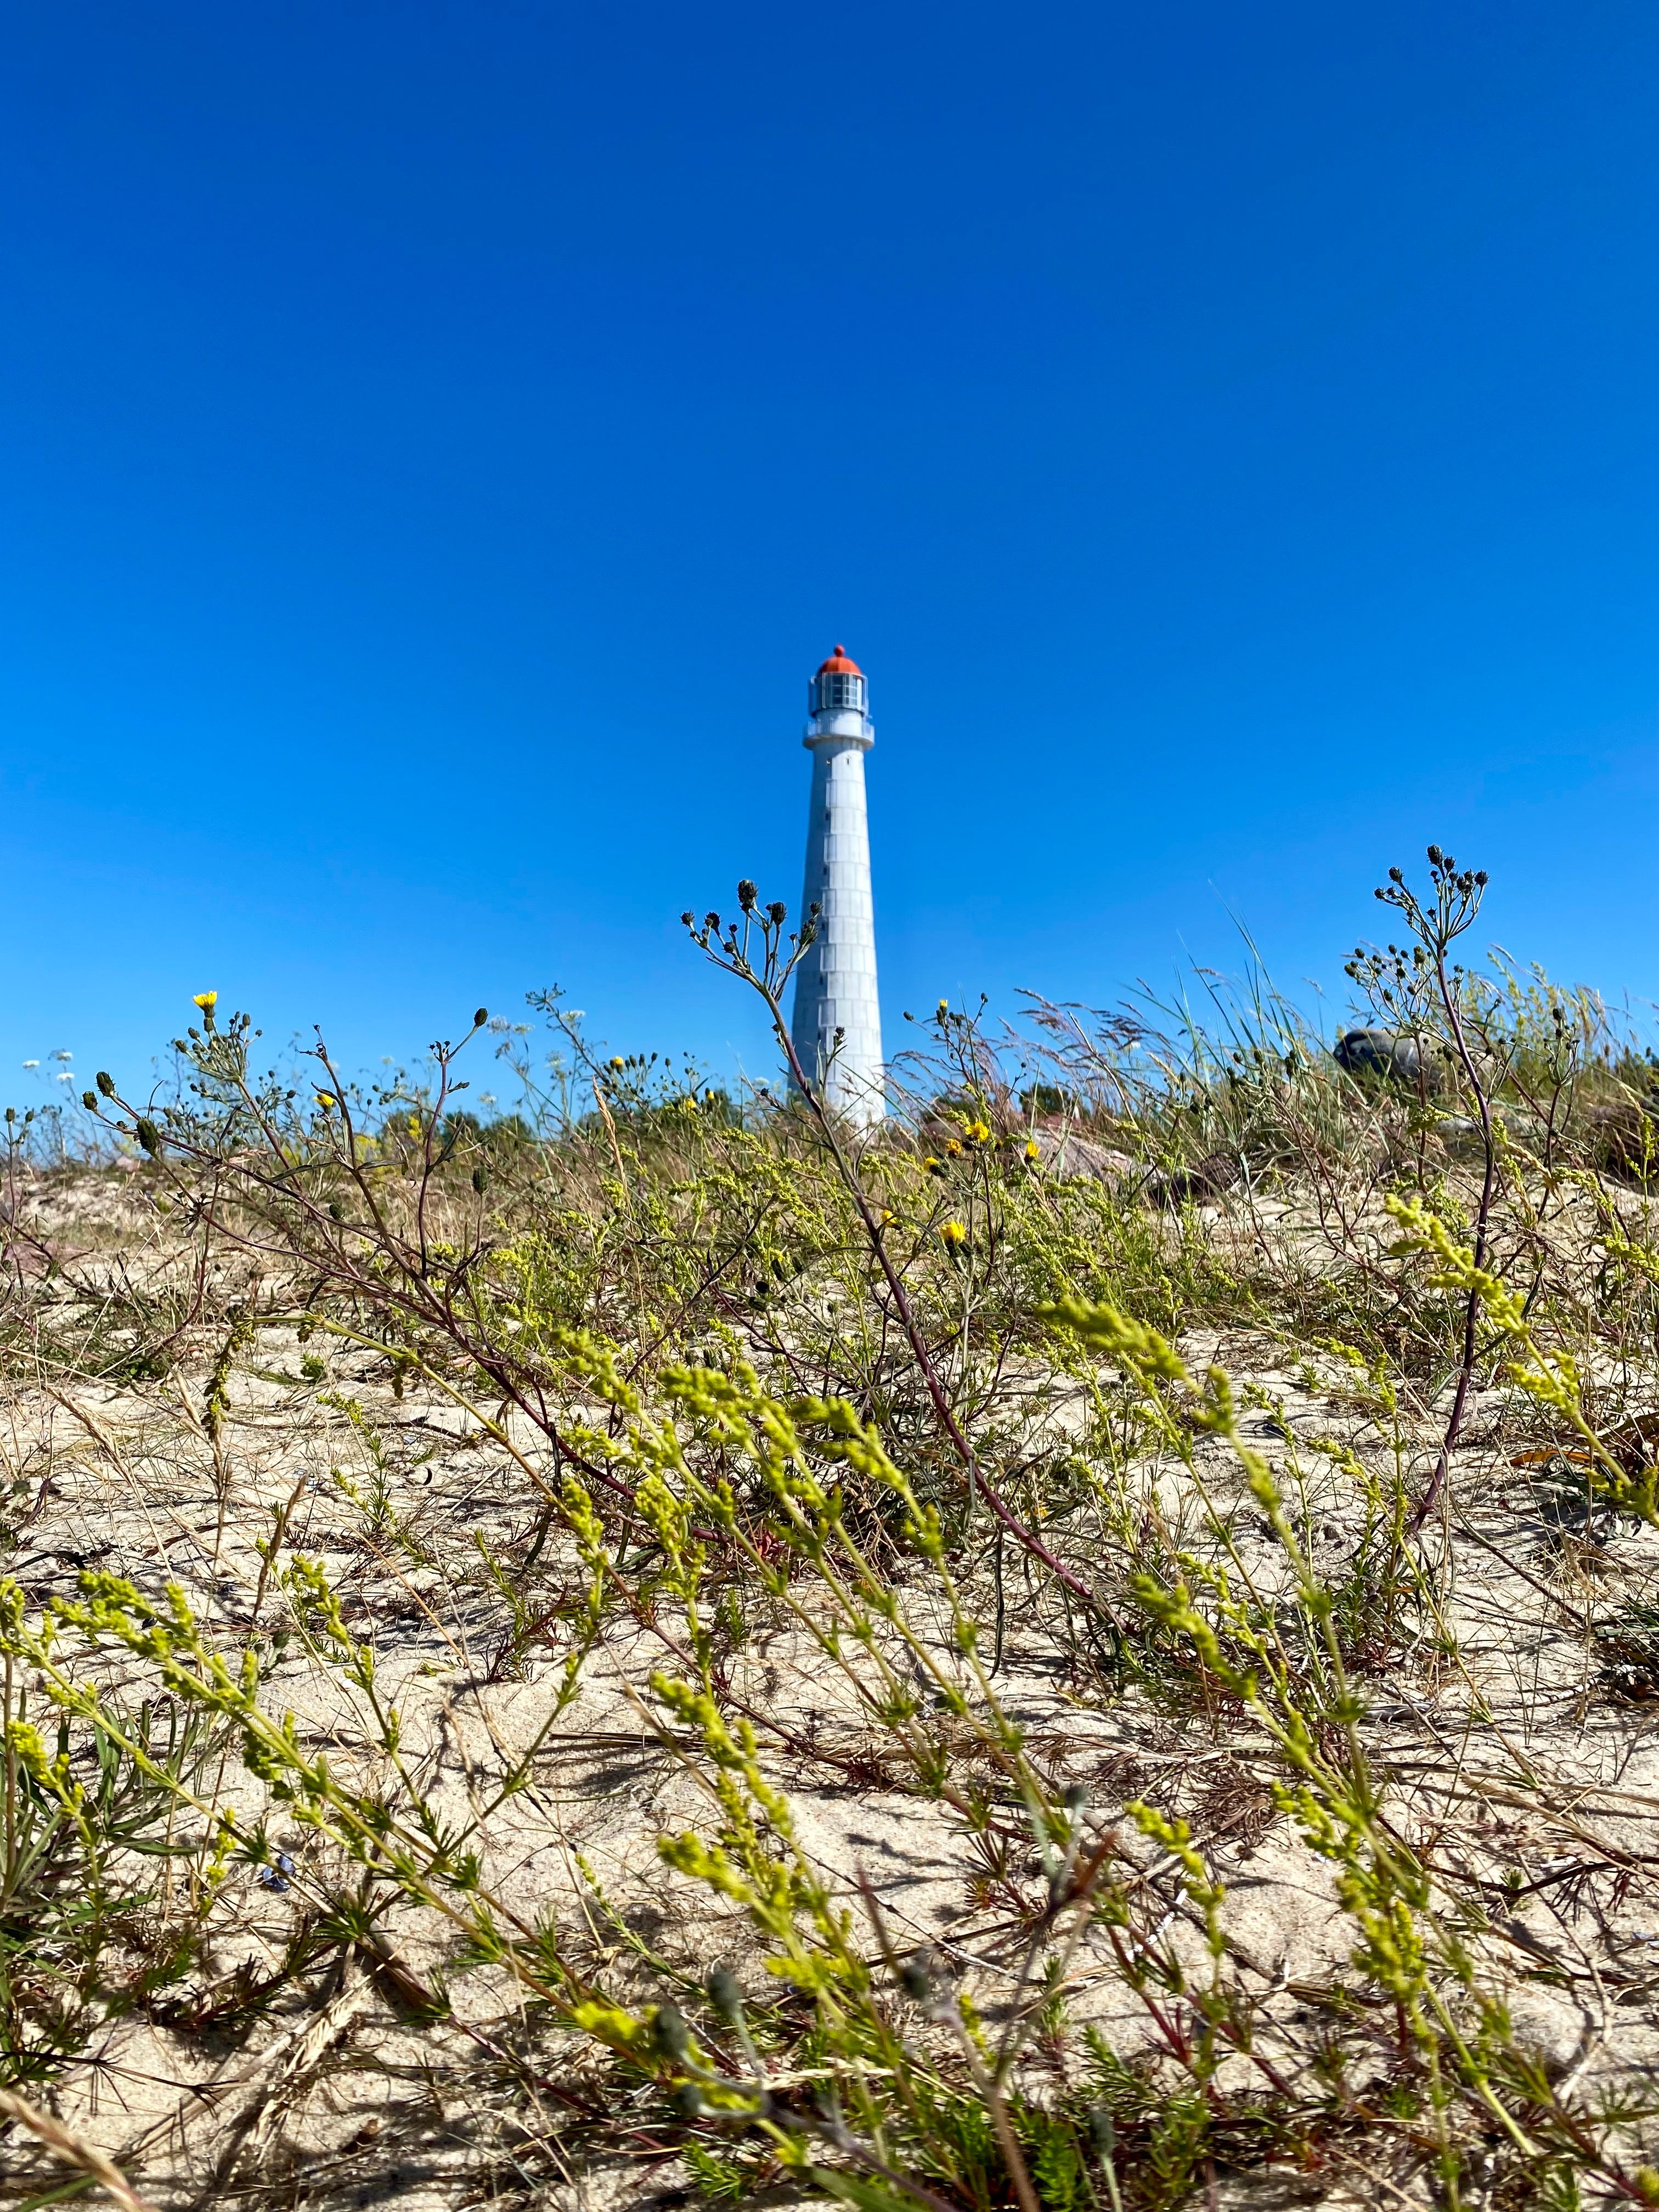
317 1092 336 1110
1025 1138 1041 1161
610 1056 625 1070
192 990 217 1012
923 1155 943 1173
940 1220 967 1247
945 1137 962 1156
967 1119 991 1144
879 1207 896 1227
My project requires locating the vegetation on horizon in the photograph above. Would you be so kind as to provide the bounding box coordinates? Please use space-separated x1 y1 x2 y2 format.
4 851 1659 2209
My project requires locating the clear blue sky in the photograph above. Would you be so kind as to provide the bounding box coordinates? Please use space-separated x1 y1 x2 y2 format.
3 2 1656 1107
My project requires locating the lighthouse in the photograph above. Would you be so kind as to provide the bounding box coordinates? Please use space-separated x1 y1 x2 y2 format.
789 645 884 1128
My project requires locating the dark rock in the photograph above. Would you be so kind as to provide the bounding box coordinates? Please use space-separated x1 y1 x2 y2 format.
1144 1151 1242 1207
1333 1028 1433 1085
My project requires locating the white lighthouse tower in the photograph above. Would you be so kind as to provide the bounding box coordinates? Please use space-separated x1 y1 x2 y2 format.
789 644 884 1128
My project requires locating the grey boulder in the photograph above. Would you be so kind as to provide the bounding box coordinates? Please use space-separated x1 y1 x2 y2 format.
1028 1125 1138 1183
1334 1028 1431 1085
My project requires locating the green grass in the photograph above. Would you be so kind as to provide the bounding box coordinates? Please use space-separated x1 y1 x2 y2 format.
3 853 1659 2207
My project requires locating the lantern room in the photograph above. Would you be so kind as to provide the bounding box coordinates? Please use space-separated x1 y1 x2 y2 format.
808 644 866 719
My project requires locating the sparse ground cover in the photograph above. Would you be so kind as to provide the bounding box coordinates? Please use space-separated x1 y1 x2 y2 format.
7 856 1659 2209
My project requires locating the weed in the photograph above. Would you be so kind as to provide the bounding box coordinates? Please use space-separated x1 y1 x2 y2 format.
0 852 1656 2205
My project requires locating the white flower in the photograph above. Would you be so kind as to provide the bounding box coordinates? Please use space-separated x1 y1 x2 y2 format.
21 1060 37 1070
479 1092 497 1106
51 1049 72 1062
54 1072 73 1084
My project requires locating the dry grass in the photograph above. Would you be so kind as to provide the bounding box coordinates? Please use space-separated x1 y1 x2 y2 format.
5 866 1659 2209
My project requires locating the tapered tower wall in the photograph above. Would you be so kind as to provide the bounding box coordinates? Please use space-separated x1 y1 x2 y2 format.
789 647 884 1127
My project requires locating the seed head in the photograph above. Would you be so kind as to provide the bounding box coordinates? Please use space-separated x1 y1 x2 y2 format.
737 879 758 911
707 1966 743 2021
650 2004 693 2061
681 910 696 927
768 900 787 924
82 1091 99 1111
473 1007 488 1026
898 1951 934 2003
96 1071 115 1098
135 1118 161 1158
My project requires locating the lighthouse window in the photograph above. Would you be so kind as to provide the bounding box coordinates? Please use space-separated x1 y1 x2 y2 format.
815 673 863 713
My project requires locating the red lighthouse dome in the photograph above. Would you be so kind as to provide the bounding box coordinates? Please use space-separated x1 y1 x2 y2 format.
816 644 862 677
